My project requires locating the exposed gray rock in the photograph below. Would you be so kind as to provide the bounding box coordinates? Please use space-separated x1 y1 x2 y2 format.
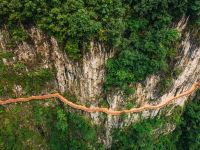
0 16 199 147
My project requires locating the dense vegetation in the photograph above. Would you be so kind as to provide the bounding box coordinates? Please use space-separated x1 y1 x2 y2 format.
176 90 200 150
0 50 104 149
0 0 200 93
0 102 103 149
112 106 183 150
112 91 200 150
0 0 200 150
0 90 199 150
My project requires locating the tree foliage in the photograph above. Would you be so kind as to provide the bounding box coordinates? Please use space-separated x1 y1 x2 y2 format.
0 1 200 148
0 103 103 150
111 113 180 150
112 91 200 150
0 0 199 93
176 91 200 150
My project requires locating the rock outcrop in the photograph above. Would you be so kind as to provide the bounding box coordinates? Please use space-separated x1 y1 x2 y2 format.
0 16 199 147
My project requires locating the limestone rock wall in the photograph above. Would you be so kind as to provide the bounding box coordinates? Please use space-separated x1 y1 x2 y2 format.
0 16 200 147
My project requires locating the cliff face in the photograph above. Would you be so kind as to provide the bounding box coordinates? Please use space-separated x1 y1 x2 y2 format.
106 17 194 126
104 16 200 145
0 16 199 146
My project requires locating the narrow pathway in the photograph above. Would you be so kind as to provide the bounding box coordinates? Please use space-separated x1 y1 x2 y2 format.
0 81 200 115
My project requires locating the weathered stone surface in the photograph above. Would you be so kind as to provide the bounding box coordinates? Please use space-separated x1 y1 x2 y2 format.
0 16 199 147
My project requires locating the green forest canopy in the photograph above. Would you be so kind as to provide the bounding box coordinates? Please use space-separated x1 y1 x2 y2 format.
0 1 200 149
0 0 200 94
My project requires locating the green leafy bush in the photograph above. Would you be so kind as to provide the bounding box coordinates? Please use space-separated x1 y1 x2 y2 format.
176 91 200 149
190 0 200 25
112 118 168 150
9 27 29 43
65 40 81 59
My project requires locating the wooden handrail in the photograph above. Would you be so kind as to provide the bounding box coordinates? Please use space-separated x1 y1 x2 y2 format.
0 81 200 115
